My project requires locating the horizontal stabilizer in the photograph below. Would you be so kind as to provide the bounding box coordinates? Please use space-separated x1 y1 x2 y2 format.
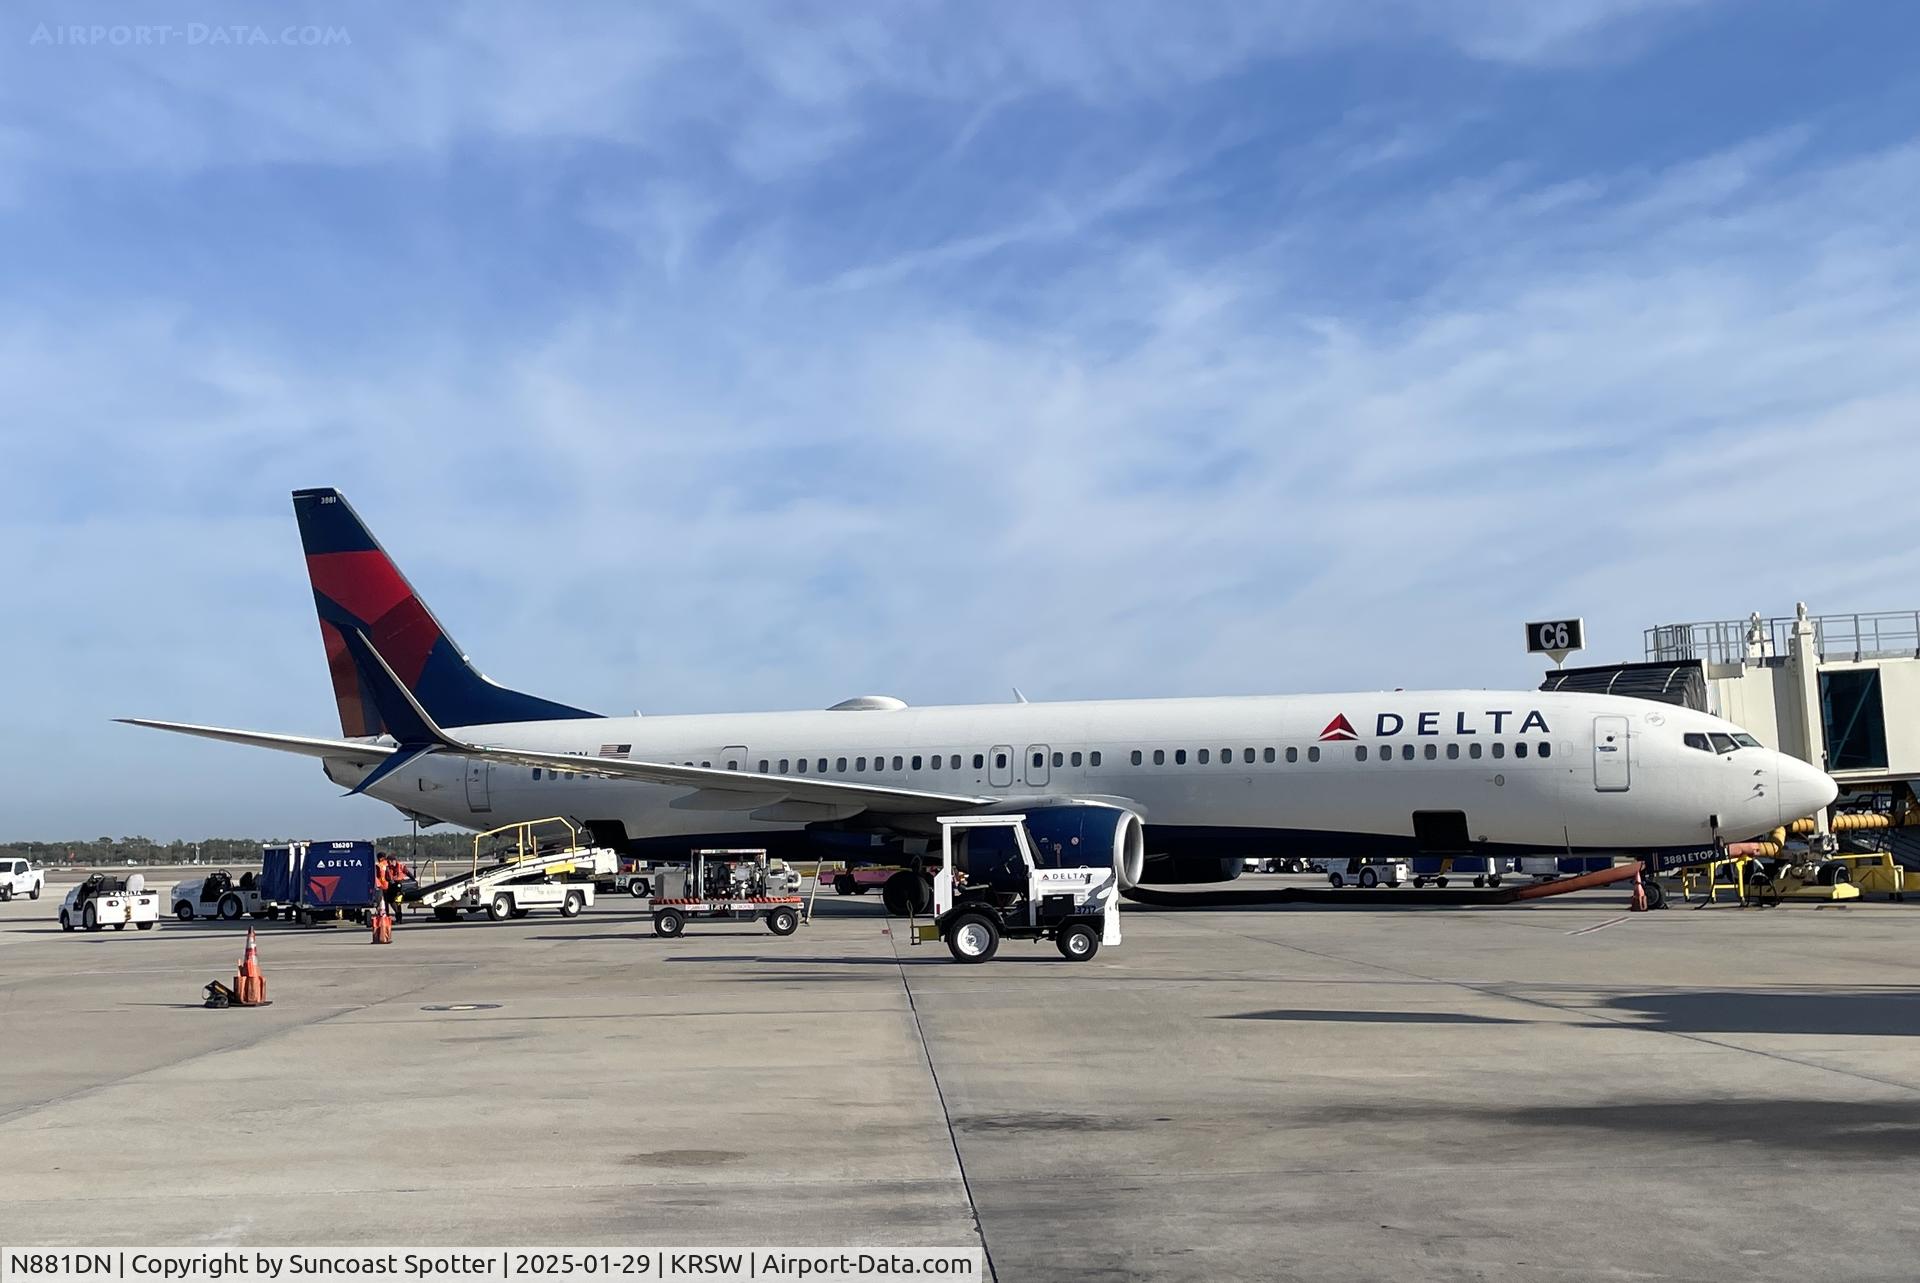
116 718 396 764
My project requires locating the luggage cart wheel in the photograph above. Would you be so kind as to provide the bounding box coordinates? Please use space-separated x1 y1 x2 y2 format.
766 906 799 936
945 913 1000 964
654 909 685 938
1056 922 1100 962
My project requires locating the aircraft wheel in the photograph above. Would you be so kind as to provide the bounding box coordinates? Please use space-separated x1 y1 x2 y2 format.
654 909 685 938
766 906 799 936
1056 922 1100 962
945 913 999 964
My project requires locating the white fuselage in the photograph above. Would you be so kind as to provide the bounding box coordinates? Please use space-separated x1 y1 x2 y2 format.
325 689 1835 862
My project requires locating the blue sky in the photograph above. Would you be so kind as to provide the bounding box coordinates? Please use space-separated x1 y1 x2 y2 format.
5 1 1919 839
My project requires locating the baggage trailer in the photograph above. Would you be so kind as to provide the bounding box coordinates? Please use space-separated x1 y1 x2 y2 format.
292 840 378 925
914 809 1129 964
648 849 804 938
413 818 616 922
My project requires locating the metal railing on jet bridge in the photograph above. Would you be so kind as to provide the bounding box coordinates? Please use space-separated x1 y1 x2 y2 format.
1646 610 1920 665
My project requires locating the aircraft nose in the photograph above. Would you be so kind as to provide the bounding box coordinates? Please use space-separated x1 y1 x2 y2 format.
1777 754 1839 826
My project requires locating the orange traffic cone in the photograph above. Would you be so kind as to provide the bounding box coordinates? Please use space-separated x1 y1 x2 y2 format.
1629 869 1649 913
235 928 268 1004
370 907 393 945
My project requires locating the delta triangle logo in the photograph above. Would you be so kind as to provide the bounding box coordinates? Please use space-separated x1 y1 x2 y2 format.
1318 714 1359 742
309 875 341 903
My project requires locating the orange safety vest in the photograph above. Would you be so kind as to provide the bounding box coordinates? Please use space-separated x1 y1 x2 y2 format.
373 859 390 891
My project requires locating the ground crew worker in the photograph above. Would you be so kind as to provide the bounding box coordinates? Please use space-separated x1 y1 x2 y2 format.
387 855 411 920
373 851 392 919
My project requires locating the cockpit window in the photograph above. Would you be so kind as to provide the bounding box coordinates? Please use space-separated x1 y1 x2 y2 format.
1708 733 1739 754
1732 733 1762 748
1684 733 1711 752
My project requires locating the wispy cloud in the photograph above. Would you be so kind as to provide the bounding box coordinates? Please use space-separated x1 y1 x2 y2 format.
4 0 1915 837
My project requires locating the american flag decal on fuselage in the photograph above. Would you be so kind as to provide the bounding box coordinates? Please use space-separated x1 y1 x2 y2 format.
599 744 633 758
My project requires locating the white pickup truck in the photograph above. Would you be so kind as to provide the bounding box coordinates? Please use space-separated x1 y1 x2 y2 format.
0 857 45 902
59 874 161 932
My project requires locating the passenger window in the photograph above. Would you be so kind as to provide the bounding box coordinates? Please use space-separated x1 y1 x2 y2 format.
1709 733 1738 754
1032 752 1043 768
1424 744 1437 760
1175 749 1187 765
1070 751 1082 767
1154 750 1166 766
702 760 711 768
727 759 738 770
1446 743 1459 760
796 758 808 773
1052 751 1064 768
758 760 769 773
930 755 941 771
1090 751 1102 766
1357 745 1369 761
1491 744 1505 760
532 768 542 780
1197 749 1210 765
893 756 905 771
1683 733 1711 752
1244 747 1255 762
1131 750 1143 766
836 757 847 772
1286 747 1298 763
1514 742 1528 759
973 754 985 769
951 755 961 769
994 753 1006 769
1539 742 1551 759
1469 743 1482 760
818 758 828 773
1264 747 1275 763
1308 746 1321 762
1401 744 1414 761
856 757 867 771
779 759 790 773
912 755 923 770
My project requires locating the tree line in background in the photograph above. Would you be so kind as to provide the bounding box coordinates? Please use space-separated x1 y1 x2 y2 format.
0 832 483 866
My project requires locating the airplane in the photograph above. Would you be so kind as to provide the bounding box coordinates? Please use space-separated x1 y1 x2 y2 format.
123 487 1838 910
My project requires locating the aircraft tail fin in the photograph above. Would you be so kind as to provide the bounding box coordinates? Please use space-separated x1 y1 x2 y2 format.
292 488 598 736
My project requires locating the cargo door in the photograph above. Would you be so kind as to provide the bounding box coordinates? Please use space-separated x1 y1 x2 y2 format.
465 759 492 813
1592 716 1631 792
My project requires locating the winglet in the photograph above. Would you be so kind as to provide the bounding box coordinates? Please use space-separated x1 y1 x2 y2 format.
1012 687 1029 704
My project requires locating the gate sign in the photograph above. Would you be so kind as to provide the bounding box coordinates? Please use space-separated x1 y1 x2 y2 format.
1527 619 1584 653
1526 618 1585 664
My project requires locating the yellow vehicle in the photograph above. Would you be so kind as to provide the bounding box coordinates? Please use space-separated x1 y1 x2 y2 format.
1833 851 1920 901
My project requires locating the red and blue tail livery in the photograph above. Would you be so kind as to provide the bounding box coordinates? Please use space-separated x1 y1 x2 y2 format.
292 488 597 737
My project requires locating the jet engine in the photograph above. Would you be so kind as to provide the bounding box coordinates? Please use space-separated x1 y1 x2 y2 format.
1020 803 1147 889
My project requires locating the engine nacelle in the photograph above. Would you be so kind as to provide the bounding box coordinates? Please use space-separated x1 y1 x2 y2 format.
1022 803 1147 889
1140 855 1246 885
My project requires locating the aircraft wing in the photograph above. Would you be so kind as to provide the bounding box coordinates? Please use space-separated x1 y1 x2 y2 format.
116 718 396 764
